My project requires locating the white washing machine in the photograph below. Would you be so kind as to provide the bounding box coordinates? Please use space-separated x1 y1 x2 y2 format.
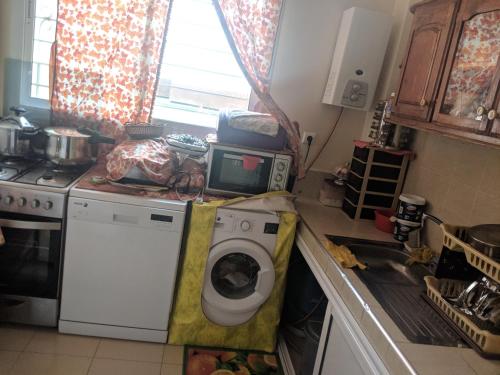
202 208 280 326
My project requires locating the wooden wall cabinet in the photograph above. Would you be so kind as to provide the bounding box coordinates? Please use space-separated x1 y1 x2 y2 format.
392 0 500 147
394 0 458 121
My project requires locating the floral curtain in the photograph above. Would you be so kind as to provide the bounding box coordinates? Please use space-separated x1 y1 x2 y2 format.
213 0 303 177
51 0 171 139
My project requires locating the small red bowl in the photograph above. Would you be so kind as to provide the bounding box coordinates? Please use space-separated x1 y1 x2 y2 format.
375 209 395 233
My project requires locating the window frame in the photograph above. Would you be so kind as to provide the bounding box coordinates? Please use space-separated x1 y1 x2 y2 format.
20 0 52 110
151 0 252 128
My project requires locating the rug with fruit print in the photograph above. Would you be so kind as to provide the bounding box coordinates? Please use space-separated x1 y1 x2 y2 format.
184 346 283 375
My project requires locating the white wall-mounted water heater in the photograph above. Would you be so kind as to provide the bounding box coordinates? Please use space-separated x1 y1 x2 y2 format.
322 7 393 111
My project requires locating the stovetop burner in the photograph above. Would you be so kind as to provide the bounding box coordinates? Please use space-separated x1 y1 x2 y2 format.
0 157 41 181
15 162 91 188
0 167 18 181
0 157 91 188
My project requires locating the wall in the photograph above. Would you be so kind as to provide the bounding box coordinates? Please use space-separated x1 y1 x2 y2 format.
0 0 425 175
270 0 397 172
0 0 26 116
403 133 500 252
360 0 417 140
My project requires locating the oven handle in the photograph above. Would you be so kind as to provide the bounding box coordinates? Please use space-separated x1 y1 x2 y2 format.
0 219 61 231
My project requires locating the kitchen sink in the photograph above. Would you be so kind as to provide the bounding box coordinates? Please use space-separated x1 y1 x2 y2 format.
325 235 466 347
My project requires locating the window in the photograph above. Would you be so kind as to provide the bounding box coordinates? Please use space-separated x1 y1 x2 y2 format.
152 0 251 127
22 0 251 126
22 0 57 107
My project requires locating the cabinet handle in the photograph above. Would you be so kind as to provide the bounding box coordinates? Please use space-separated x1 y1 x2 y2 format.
477 106 487 116
419 98 427 107
487 109 498 121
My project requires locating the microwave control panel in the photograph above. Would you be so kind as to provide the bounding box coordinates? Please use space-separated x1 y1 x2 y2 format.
269 155 292 191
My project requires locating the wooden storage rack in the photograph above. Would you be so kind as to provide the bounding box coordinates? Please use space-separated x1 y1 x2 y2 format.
342 144 411 220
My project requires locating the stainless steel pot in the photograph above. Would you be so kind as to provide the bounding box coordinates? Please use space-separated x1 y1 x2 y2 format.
44 127 115 166
0 107 39 157
466 224 500 261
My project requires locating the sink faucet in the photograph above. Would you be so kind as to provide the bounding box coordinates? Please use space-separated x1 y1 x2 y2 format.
422 212 443 226
407 212 443 249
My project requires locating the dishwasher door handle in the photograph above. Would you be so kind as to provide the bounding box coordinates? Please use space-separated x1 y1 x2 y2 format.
112 214 139 225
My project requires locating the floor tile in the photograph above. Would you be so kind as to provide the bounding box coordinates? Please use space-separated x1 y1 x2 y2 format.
161 364 182 375
25 330 99 357
88 358 161 375
0 351 20 375
96 339 164 363
9 352 91 375
163 345 184 365
0 326 35 351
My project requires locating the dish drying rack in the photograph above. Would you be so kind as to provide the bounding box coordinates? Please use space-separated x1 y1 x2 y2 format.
423 224 500 357
442 224 499 283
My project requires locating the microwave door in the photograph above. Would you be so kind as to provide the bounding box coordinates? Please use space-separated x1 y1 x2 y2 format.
209 150 274 195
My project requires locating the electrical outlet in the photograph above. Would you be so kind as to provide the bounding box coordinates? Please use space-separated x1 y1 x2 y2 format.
301 131 316 144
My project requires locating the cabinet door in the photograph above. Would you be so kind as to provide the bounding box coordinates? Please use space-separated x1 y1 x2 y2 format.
489 86 500 137
433 0 500 133
320 316 365 375
394 0 458 121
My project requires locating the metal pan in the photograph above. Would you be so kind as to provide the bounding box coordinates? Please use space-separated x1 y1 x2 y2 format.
44 127 115 166
466 224 500 261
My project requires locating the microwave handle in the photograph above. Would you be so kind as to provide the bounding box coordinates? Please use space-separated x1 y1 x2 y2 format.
0 219 61 231
223 153 264 163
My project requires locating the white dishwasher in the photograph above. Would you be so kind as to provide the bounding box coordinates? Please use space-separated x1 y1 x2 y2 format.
59 188 187 343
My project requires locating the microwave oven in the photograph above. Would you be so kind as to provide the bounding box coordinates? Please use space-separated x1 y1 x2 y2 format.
205 143 292 196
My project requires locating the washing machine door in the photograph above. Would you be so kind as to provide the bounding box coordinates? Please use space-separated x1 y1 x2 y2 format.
202 239 275 326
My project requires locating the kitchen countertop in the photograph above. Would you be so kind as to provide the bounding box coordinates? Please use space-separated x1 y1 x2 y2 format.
295 196 500 375
74 163 221 201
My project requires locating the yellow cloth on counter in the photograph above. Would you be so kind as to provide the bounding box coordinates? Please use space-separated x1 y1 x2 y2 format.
323 241 367 270
168 192 297 353
405 246 434 266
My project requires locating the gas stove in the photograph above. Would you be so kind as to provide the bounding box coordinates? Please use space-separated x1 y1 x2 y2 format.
0 156 91 327
0 157 91 219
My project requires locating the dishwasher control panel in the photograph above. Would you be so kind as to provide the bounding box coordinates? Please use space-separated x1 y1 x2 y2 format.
68 197 185 232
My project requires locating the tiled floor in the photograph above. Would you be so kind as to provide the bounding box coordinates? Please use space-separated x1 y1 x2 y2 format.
0 324 184 375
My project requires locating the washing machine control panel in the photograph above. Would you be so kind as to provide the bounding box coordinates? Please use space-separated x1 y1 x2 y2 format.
213 208 281 254
240 220 252 232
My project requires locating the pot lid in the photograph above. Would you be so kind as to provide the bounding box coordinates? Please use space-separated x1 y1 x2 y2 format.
467 224 500 248
0 118 23 130
45 127 91 138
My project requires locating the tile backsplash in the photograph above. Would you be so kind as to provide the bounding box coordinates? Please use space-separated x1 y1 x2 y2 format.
403 131 500 252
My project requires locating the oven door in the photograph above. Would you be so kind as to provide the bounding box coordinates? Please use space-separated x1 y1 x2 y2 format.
208 148 274 195
0 212 62 301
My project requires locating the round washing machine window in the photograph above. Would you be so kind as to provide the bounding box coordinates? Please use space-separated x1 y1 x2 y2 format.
202 239 276 326
211 253 261 300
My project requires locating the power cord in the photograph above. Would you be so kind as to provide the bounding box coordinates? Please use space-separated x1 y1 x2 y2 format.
305 107 344 172
303 135 314 163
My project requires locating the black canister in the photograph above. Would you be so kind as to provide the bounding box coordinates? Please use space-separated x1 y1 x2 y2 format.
397 194 426 222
